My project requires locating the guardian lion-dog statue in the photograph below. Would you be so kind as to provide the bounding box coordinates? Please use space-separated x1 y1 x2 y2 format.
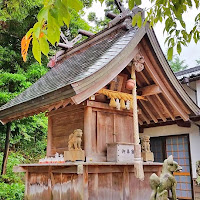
150 155 182 200
68 129 83 150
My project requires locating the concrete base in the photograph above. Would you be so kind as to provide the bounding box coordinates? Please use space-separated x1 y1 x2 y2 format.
141 151 154 162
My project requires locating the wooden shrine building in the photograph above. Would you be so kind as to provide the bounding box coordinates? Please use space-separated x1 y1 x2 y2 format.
0 6 200 200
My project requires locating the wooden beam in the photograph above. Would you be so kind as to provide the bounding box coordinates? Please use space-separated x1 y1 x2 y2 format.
139 107 150 124
63 99 72 107
138 118 143 125
137 71 167 122
139 100 158 123
176 120 191 127
146 96 167 122
137 84 162 96
155 94 175 120
139 44 189 121
137 70 173 122
13 166 26 172
54 101 64 110
140 71 151 85
48 104 56 112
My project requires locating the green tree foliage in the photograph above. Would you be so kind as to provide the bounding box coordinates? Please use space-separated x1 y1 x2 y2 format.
129 0 200 60
16 0 199 62
0 5 48 197
196 59 200 65
0 1 91 198
168 55 188 72
0 152 25 200
88 0 119 29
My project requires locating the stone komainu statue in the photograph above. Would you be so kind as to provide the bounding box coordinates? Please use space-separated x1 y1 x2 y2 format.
150 155 182 200
141 135 151 152
68 129 83 150
196 160 200 185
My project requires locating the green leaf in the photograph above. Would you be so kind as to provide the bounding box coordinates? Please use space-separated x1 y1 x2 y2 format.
37 7 49 22
47 13 61 45
39 37 49 56
63 9 70 27
167 47 173 60
132 14 137 27
177 42 182 55
194 0 199 8
180 20 186 29
186 0 192 7
63 0 83 12
32 38 41 64
26 28 33 37
165 17 173 32
128 0 135 10
168 37 174 47
32 22 41 38
137 13 142 28
176 30 180 37
164 36 170 44
135 0 141 5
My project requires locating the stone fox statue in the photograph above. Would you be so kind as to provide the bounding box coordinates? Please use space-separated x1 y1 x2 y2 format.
149 155 182 200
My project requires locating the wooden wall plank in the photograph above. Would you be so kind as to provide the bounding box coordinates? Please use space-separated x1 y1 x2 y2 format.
88 174 98 200
112 172 123 200
98 173 112 199
123 166 130 200
97 111 114 154
24 164 163 200
115 114 133 143
49 107 84 155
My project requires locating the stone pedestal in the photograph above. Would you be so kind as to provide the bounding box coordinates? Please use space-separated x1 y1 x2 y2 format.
141 151 154 162
64 150 85 162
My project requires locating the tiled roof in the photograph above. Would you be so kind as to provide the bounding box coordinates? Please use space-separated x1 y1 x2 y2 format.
0 27 138 112
175 66 200 80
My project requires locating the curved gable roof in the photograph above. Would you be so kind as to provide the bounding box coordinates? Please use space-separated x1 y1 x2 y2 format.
0 22 199 124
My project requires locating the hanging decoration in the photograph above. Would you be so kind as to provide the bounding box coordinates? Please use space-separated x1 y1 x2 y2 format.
126 79 135 90
97 88 146 110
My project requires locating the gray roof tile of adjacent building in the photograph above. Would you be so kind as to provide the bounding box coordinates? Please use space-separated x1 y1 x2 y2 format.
175 65 200 81
0 27 138 113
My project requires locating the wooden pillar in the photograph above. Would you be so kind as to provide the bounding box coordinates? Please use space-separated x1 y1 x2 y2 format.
131 63 144 181
25 170 29 199
84 106 93 161
131 66 140 146
47 116 53 157
131 65 142 160
1 122 11 175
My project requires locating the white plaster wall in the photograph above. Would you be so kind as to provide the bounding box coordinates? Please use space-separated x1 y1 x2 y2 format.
141 123 200 178
196 80 200 107
182 82 197 104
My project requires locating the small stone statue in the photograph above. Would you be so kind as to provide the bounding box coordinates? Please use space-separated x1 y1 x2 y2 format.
150 155 182 200
68 129 83 150
65 129 85 162
141 135 151 152
141 135 154 162
196 161 200 185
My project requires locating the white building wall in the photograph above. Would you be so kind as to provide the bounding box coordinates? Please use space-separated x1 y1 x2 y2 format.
141 123 200 178
182 82 197 104
196 80 200 107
